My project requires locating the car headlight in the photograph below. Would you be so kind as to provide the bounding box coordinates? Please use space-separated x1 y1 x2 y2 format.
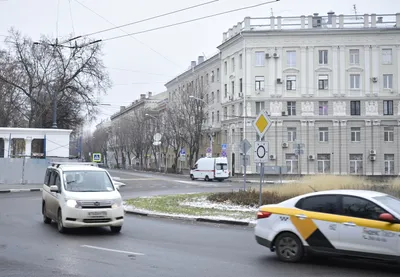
111 198 122 208
66 199 81 208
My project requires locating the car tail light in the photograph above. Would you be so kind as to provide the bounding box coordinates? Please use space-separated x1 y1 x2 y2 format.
257 211 272 219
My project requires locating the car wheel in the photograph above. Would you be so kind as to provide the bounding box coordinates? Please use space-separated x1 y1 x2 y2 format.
190 174 195 180
42 203 51 224
205 175 209 181
57 209 66 233
110 226 122 233
274 232 304 263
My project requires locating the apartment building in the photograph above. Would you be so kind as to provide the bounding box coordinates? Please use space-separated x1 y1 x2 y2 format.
217 12 400 176
165 54 222 159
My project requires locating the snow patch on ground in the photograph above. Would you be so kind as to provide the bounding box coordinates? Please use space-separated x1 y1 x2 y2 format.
123 204 256 224
178 196 258 212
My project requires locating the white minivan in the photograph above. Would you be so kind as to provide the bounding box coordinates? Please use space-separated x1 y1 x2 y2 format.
41 162 124 233
190 157 229 182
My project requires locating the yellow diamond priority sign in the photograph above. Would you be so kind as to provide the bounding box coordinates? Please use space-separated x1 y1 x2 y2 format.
252 110 272 139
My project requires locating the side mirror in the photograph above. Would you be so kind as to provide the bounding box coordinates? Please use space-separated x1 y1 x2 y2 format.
50 185 59 193
379 213 396 223
115 184 120 191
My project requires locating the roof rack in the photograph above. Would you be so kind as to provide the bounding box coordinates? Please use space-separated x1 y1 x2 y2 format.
50 162 99 168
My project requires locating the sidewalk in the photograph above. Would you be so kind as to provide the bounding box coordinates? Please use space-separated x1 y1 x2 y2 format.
0 183 42 193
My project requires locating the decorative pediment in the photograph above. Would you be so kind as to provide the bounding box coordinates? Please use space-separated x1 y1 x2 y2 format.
315 66 332 72
346 66 364 72
282 67 300 73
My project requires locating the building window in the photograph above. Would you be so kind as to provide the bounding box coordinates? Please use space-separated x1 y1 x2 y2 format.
231 105 235 117
287 50 296 67
211 71 215 82
286 76 296 90
224 84 228 98
212 112 214 124
240 128 244 141
206 73 209 84
382 49 392 65
255 51 265 66
239 78 243 93
318 75 328 90
255 101 265 114
351 127 361 142
224 61 227 75
384 127 394 142
319 101 328 115
383 74 393 89
384 154 395 175
231 57 235 72
287 101 296 116
349 154 363 175
217 111 220 122
216 90 220 103
349 49 360 65
217 68 220 81
384 100 393 115
231 81 235 95
317 154 331 174
223 107 227 120
255 76 265 91
239 54 243 69
319 50 328 64
286 154 298 174
239 102 243 116
319 127 329 142
350 74 361 89
287 127 297 142
211 91 215 103
350 101 360 115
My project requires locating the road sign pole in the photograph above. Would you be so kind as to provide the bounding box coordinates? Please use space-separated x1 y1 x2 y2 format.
259 162 264 206
243 156 247 191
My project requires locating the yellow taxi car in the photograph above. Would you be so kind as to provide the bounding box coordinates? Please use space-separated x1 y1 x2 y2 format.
254 190 400 263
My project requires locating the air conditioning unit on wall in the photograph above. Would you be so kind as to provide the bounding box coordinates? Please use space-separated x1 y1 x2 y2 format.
308 155 315 160
282 142 288 148
269 154 276 160
370 156 376 161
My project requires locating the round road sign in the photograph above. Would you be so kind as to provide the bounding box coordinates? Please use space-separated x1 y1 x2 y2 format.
153 133 162 141
256 145 266 159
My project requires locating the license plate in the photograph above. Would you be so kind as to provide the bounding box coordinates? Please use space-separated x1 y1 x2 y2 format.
88 211 107 217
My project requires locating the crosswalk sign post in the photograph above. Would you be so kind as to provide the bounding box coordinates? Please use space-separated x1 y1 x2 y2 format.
92 153 102 163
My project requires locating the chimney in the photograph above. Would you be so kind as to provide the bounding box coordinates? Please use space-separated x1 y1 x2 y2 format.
148 91 152 98
120 106 126 112
198 56 204 64
191 61 196 68
327 11 335 24
140 94 146 99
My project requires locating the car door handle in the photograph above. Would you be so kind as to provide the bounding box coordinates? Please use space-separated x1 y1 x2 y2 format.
295 214 307 219
343 222 356 227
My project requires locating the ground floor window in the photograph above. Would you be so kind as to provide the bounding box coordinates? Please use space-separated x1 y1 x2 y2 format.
349 154 363 175
286 153 298 174
384 154 395 175
317 154 331 173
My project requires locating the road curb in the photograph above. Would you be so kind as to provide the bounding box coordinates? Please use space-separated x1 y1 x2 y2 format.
124 207 256 227
0 188 42 193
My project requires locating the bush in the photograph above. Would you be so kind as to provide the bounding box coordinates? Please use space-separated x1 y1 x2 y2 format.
207 189 295 207
207 175 400 207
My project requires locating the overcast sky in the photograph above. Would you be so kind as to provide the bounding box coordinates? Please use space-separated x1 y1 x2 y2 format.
1 0 399 130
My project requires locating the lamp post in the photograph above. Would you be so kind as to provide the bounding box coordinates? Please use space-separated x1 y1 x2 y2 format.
145 113 162 172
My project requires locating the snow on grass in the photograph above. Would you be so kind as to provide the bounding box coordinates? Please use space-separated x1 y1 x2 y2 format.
124 193 257 223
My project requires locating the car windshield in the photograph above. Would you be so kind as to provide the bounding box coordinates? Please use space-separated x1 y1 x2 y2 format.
216 163 228 170
373 195 400 215
63 170 114 192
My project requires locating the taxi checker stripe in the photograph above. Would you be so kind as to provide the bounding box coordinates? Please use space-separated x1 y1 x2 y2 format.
290 215 335 249
260 206 400 232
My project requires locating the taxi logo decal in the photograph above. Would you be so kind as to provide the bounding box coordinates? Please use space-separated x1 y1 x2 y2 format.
290 215 335 249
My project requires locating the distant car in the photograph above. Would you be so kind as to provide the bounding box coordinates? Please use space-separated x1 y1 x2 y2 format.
254 189 400 263
190 157 229 182
41 162 124 233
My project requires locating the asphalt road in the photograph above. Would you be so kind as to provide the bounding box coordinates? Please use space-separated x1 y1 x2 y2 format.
0 173 399 276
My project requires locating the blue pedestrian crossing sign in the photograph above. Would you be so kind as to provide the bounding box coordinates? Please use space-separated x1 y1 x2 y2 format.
92 153 102 162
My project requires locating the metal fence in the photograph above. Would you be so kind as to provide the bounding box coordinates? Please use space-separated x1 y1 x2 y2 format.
0 157 77 185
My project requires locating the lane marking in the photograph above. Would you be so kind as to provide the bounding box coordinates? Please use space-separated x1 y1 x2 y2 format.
81 245 145 256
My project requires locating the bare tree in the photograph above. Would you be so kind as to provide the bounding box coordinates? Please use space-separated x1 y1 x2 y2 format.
0 28 111 130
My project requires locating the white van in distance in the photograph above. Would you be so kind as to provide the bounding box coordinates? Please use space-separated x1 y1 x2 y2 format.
190 157 229 182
